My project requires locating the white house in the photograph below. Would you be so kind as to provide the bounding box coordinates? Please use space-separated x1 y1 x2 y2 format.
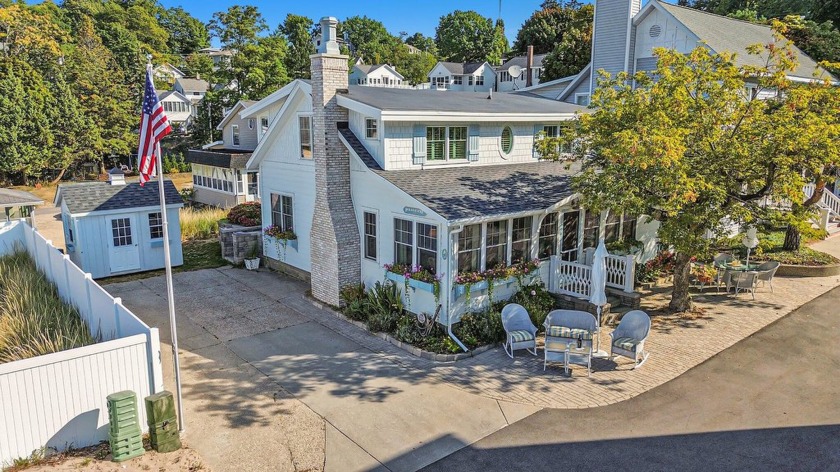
153 63 185 85
174 77 210 105
186 100 260 208
427 61 496 92
54 170 184 279
198 47 234 70
245 18 658 344
349 64 406 88
157 91 193 131
523 0 836 104
496 51 547 92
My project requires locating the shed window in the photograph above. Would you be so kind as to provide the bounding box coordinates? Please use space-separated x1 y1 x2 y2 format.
232 125 240 146
248 118 255 130
111 218 133 247
457 224 481 273
394 218 414 266
260 116 269 134
475 75 484 86
149 212 164 240
453 76 463 85
364 211 377 261
501 126 513 154
299 116 313 159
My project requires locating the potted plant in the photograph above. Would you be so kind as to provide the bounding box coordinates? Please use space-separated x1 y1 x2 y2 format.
244 242 260 270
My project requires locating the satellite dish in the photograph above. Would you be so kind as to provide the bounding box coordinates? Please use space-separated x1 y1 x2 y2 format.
508 65 523 79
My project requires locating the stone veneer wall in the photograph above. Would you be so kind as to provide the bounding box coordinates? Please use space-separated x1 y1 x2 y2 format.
309 52 361 306
219 223 262 263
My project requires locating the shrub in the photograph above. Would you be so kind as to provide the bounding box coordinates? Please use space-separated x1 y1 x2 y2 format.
227 202 262 227
507 281 555 330
455 310 505 347
162 153 190 174
340 283 368 322
0 251 98 363
180 206 226 240
365 281 404 333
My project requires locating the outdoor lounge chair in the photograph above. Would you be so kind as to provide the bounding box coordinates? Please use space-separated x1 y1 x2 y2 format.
731 271 759 300
609 310 651 369
713 253 735 290
756 260 780 292
543 310 597 374
501 303 538 359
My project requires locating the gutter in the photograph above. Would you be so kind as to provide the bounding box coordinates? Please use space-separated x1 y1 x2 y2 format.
446 224 469 352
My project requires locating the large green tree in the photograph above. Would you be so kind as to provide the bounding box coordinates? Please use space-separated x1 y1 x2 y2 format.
209 5 267 51
159 6 210 55
435 10 495 63
278 14 315 79
541 37 837 312
513 1 591 55
541 5 594 81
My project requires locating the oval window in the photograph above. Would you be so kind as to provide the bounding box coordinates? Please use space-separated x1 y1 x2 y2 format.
501 126 513 154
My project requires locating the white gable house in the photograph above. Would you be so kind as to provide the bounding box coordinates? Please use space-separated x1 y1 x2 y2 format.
349 64 406 88
157 91 193 131
427 62 496 92
246 18 659 345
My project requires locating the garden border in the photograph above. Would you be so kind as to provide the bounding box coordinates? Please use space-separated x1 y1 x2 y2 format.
776 262 840 277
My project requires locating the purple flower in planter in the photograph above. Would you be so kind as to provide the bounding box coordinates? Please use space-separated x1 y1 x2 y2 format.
530 290 537 296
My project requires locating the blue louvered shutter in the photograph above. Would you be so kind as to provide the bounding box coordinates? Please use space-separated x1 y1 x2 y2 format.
533 124 543 159
468 125 480 161
413 124 426 165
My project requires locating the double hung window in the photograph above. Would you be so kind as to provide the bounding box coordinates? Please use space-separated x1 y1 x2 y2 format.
271 194 294 231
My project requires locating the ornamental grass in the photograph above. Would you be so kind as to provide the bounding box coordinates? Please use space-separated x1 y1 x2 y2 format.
0 251 97 363
179 206 227 241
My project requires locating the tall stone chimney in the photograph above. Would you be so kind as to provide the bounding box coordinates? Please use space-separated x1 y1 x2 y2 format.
590 0 642 93
309 17 361 306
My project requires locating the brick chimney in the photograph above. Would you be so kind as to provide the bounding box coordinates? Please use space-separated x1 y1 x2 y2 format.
309 17 361 306
526 45 534 88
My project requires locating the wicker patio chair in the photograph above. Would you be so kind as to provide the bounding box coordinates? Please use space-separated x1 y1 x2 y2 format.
609 310 651 369
731 271 759 300
501 303 538 359
756 261 780 292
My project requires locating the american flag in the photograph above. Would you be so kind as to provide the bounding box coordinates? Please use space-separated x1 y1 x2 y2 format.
137 65 172 185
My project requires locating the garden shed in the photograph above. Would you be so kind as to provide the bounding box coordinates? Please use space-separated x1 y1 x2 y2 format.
54 170 184 278
0 188 43 228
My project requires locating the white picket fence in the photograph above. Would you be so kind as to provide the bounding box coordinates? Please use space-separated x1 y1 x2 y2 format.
548 253 636 299
0 220 164 466
804 183 840 218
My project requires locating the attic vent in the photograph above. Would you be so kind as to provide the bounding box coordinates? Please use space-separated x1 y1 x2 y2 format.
649 24 662 38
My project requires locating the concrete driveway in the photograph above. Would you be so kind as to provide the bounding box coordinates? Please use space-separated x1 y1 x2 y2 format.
107 267 538 472
424 285 840 471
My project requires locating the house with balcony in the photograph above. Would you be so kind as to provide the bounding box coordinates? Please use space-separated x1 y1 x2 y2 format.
427 61 496 91
186 100 260 208
349 63 406 88
243 18 659 341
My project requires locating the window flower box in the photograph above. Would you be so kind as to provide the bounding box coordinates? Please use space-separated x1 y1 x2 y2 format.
385 270 436 293
453 275 528 298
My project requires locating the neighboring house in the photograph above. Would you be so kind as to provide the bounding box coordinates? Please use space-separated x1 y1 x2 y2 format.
174 77 210 105
199 47 234 70
349 64 406 88
153 63 185 85
523 0 836 103
496 52 547 92
157 91 194 130
244 18 659 332
54 170 184 279
0 188 42 227
427 61 496 92
186 100 260 208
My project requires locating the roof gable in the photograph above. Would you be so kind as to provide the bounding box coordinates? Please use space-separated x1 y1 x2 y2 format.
245 81 312 170
56 181 182 215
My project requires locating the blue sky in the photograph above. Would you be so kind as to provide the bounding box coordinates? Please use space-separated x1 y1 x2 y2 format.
158 0 574 43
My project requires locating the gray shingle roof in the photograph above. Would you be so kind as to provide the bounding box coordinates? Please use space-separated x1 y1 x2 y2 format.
175 78 210 92
186 149 252 169
339 125 577 221
439 62 486 75
0 188 43 208
57 181 182 215
343 86 589 115
657 1 834 80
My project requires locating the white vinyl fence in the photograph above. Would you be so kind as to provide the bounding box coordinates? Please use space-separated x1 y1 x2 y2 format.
0 221 164 466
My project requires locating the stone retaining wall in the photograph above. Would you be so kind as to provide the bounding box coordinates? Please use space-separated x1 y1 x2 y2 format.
776 263 840 277
219 223 262 264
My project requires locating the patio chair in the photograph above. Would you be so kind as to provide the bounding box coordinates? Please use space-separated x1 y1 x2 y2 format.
543 310 597 374
713 253 735 290
501 303 538 359
756 261 780 292
730 271 759 300
609 310 651 369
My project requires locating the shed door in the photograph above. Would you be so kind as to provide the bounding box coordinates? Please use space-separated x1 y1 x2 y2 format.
108 215 140 273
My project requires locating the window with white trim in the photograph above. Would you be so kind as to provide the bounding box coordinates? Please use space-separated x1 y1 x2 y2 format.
365 118 378 139
485 220 508 269
511 216 532 263
416 223 438 273
232 124 240 146
604 212 621 243
457 224 481 273
299 116 312 159
260 116 269 135
148 212 164 239
501 126 513 154
583 210 599 249
475 75 485 86
394 218 414 266
453 76 463 85
468 76 474 86
575 93 591 106
364 211 377 261
111 218 133 247
248 118 255 129
538 213 558 259
270 194 294 231
543 124 572 154
427 126 467 161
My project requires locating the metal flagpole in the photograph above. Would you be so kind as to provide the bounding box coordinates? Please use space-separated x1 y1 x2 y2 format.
148 57 186 433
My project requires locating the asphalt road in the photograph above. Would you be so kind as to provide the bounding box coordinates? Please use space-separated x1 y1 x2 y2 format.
425 286 840 472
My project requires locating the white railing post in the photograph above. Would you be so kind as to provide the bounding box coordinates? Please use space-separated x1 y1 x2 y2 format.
624 254 636 293
549 255 558 292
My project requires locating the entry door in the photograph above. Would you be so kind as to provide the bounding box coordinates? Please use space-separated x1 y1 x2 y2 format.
559 211 580 262
108 215 141 273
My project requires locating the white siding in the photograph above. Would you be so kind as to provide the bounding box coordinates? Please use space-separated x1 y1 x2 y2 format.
222 111 259 151
634 8 702 62
349 110 384 168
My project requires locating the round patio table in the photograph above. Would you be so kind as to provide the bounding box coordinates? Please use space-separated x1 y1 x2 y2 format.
716 262 761 292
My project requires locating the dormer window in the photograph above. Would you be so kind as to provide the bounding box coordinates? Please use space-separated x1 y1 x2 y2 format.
365 119 378 139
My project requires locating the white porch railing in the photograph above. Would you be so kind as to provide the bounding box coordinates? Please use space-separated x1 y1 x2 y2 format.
548 253 636 299
804 183 840 218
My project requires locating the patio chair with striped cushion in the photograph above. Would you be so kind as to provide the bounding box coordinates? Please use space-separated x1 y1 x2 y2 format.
501 303 538 359
609 310 651 369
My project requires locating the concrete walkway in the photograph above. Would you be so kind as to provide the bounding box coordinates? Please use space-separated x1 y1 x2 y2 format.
424 285 840 471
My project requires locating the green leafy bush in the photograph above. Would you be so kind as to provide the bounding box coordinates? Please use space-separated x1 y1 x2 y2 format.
339 283 368 322
455 310 505 348
162 153 190 174
508 281 555 330
226 202 262 227
365 281 404 333
753 247 839 265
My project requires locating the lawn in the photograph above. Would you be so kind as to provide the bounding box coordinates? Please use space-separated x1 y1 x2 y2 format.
720 229 839 266
98 239 229 285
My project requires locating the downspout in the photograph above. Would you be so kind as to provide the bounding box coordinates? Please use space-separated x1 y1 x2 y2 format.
447 224 468 352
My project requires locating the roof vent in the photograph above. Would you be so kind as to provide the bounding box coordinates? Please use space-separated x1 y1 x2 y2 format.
649 24 662 38
108 167 126 186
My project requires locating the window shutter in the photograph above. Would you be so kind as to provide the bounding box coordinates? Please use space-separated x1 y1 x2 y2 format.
468 125 480 162
533 124 543 159
412 124 426 165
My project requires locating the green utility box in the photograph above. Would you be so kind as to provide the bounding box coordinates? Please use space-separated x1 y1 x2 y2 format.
106 391 144 462
144 391 181 453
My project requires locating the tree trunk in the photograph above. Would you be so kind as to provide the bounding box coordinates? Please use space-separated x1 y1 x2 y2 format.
783 224 801 251
49 167 68 186
669 252 693 313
